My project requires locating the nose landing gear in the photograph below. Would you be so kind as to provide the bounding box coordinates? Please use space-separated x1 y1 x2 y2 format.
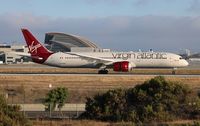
98 69 108 74
172 67 177 75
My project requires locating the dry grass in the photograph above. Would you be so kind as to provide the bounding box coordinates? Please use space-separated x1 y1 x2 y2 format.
0 74 199 103
0 65 200 125
0 64 199 103
32 120 110 126
31 119 200 126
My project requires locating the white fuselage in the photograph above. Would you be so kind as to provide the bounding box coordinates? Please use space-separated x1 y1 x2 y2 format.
44 51 189 68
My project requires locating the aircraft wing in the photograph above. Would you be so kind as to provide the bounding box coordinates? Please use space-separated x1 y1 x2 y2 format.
10 52 31 57
65 52 116 65
13 52 46 60
13 52 47 61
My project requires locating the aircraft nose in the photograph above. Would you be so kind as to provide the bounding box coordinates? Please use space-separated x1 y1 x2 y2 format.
183 60 189 66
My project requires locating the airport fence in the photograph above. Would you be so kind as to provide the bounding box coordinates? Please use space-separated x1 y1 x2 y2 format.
16 103 85 119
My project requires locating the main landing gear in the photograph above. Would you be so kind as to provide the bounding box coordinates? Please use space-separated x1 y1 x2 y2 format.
98 69 108 74
172 67 177 75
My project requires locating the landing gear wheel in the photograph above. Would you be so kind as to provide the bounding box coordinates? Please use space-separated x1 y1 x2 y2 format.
172 67 177 75
98 69 108 74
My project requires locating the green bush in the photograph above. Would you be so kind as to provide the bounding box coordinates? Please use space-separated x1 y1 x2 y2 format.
127 76 192 122
0 94 31 126
44 87 68 111
82 76 200 123
84 89 127 121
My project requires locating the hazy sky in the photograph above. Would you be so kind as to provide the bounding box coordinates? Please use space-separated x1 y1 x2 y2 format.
0 0 200 52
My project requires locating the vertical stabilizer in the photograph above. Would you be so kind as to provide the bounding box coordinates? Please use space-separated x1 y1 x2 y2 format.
21 29 53 64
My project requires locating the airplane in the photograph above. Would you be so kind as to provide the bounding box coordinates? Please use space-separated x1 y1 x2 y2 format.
20 29 189 74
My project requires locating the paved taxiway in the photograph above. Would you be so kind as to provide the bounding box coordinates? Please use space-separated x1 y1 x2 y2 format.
0 73 200 77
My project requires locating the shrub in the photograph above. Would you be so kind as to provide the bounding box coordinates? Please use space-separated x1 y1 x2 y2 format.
44 87 68 111
0 94 31 126
82 76 200 123
84 89 128 121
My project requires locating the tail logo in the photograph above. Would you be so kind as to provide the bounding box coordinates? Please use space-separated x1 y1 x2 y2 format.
29 41 42 55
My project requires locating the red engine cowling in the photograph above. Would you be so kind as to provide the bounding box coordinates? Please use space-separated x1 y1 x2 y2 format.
113 61 131 72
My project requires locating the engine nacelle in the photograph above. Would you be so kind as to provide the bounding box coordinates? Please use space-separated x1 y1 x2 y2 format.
113 61 133 72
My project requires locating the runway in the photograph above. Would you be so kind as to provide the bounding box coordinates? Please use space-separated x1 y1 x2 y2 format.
0 61 200 76
0 73 200 77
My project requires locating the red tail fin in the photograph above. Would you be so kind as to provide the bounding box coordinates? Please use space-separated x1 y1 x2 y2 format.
21 29 53 64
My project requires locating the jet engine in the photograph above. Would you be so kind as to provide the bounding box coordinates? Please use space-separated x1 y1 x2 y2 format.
113 61 133 72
